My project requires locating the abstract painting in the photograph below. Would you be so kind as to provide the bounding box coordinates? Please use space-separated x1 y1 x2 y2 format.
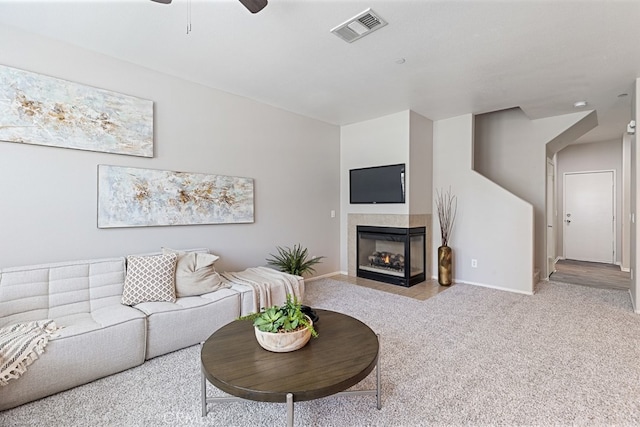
0 65 153 157
98 165 254 228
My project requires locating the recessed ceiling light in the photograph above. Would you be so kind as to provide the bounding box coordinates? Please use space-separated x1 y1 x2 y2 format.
573 101 588 108
618 93 629 98
395 58 406 64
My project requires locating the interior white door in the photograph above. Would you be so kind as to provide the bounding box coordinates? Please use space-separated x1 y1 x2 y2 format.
546 160 556 275
563 171 614 263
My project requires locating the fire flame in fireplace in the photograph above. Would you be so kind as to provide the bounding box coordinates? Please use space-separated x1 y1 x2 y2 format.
368 251 405 272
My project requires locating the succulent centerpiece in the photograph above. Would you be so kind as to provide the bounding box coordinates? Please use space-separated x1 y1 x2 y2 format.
240 294 318 352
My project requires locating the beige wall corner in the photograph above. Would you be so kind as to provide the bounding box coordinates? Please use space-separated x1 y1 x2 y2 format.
434 113 534 294
474 108 598 279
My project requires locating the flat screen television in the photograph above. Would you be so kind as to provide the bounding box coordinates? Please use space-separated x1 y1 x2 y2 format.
349 163 405 204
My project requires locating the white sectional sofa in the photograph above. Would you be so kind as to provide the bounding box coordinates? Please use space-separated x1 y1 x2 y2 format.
0 249 304 411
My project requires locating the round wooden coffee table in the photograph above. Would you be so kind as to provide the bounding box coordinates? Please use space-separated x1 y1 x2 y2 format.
200 309 380 426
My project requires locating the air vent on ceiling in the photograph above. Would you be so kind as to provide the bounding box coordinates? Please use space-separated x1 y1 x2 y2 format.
330 8 388 43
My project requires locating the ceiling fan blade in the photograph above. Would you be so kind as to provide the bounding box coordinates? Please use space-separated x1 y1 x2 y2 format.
238 0 268 14
151 0 266 13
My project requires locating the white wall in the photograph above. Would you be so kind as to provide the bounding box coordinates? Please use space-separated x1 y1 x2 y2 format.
433 114 534 294
339 111 409 271
623 134 632 271
556 139 623 264
474 108 596 278
340 110 411 214
409 111 433 214
632 78 639 311
339 110 433 272
0 26 341 275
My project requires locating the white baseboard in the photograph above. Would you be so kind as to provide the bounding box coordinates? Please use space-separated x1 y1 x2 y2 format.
615 262 630 272
458 279 534 296
306 271 343 282
430 275 534 296
630 290 639 314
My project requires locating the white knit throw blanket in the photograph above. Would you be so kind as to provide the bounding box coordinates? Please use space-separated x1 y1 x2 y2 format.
0 320 59 386
221 267 302 312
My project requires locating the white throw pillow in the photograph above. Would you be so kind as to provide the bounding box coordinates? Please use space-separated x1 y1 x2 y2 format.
122 253 177 305
162 248 227 297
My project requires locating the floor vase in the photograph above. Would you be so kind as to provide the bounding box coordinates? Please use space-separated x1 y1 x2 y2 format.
438 245 452 286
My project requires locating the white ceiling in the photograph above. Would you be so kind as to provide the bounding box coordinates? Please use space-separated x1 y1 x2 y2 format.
1 0 639 144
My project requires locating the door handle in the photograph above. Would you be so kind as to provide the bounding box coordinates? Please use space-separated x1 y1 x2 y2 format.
566 219 571 224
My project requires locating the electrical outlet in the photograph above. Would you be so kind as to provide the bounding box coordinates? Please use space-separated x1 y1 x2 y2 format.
471 259 478 268
330 210 336 218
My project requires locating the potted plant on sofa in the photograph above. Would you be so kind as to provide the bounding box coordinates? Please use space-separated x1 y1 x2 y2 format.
240 294 318 352
266 244 325 276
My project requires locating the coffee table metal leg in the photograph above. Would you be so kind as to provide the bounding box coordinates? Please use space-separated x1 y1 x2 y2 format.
286 393 294 427
200 342 207 417
376 332 381 409
201 369 207 417
376 353 381 409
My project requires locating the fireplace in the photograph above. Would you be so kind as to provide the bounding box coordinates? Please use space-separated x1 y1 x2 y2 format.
356 225 426 287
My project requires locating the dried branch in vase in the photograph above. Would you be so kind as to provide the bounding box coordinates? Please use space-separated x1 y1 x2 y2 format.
436 187 457 247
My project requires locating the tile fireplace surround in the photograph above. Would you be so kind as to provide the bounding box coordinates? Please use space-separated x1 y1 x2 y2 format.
347 213 431 280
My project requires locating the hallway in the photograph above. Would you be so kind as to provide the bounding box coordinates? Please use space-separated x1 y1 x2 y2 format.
550 259 630 290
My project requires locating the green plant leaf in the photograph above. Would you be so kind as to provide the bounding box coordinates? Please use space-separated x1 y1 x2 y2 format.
241 293 318 337
265 243 326 276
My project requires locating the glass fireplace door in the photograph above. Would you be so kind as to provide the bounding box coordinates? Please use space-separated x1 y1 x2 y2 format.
356 226 426 287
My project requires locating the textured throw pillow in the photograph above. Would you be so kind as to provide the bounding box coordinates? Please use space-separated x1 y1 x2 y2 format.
122 253 178 306
162 248 227 297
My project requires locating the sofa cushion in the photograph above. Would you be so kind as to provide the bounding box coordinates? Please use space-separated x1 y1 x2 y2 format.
0 311 147 411
121 253 177 306
162 248 227 297
133 288 241 359
0 257 126 328
53 305 146 337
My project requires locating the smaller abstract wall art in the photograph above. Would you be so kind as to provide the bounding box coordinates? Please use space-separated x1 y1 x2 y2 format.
98 165 254 228
0 65 153 157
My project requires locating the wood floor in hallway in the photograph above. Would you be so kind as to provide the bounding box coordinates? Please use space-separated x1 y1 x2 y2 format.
549 259 630 290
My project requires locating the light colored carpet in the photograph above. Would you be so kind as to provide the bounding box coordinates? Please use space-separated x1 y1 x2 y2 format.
2 278 640 426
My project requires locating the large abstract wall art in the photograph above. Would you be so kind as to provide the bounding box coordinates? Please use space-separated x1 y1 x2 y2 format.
98 165 254 228
0 65 153 157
